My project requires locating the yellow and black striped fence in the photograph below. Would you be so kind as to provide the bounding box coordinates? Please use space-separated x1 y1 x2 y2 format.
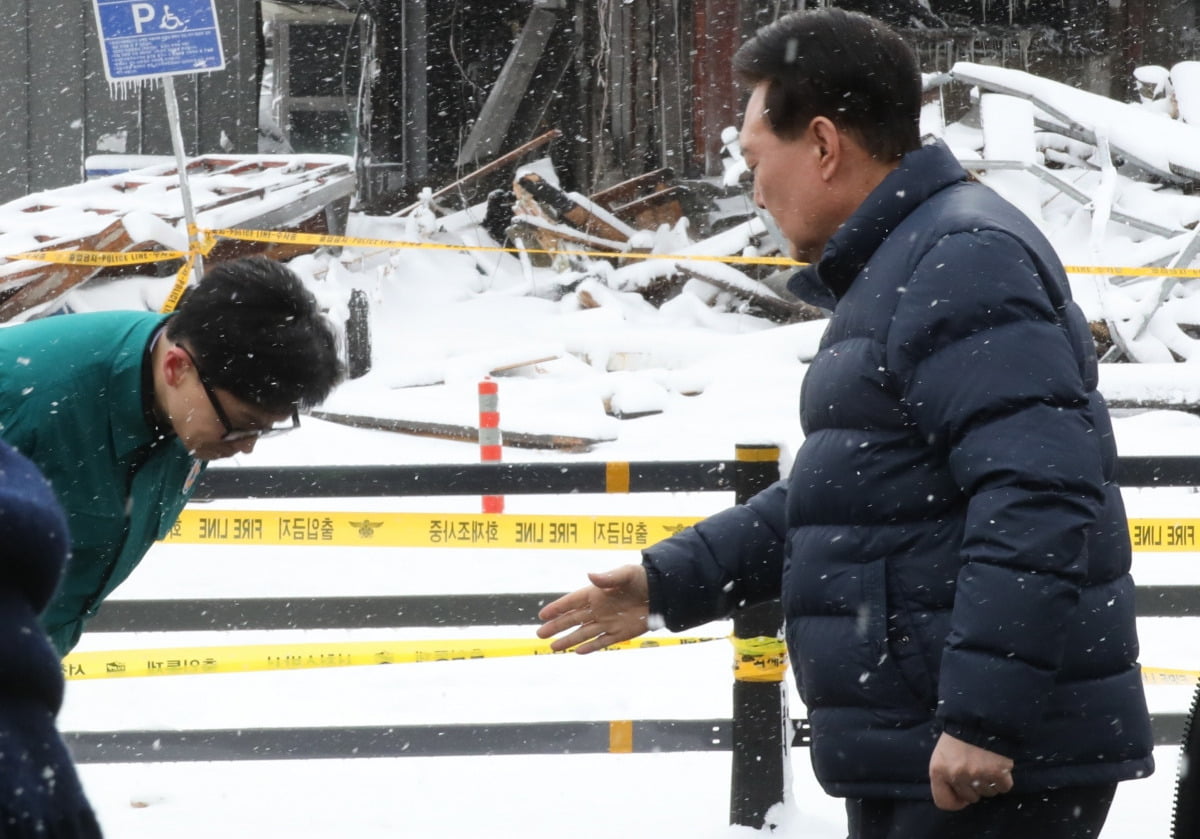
65 450 1200 826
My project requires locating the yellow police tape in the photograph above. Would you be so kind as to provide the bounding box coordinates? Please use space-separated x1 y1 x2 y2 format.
61 635 721 681
1143 666 1200 686
58 637 1198 687
1128 519 1200 552
163 510 703 549
7 224 1200 277
730 635 788 683
163 512 1200 553
161 250 199 315
5 249 188 266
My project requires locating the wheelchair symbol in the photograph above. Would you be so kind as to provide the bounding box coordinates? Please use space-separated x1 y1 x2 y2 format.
130 3 188 35
160 6 185 30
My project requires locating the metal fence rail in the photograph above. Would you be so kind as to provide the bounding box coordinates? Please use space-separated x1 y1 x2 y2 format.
67 715 1188 766
192 460 742 499
75 451 1200 828
90 584 1200 634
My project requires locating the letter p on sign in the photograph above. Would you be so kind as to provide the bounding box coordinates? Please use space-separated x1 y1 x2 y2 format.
131 3 155 33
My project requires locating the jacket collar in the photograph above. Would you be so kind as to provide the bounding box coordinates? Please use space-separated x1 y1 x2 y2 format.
787 140 968 306
109 315 173 459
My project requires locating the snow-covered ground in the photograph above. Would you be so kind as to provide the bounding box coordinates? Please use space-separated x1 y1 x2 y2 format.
57 417 1200 839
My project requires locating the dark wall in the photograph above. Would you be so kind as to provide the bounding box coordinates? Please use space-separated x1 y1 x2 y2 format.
425 3 528 181
833 0 1197 100
0 0 259 204
1115 0 1200 67
360 0 528 211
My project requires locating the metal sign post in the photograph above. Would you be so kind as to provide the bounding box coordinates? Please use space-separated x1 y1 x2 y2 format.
161 75 205 286
91 0 226 296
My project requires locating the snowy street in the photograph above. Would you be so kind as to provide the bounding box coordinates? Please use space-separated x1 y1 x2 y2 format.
53 416 1200 837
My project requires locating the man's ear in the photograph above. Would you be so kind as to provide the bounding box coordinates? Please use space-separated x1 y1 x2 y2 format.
161 345 190 388
810 116 842 180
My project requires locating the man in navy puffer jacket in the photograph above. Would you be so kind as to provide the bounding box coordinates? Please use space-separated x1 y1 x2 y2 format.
538 8 1153 838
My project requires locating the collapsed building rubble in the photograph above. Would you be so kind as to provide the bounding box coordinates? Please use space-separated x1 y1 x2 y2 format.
0 154 354 322
7 58 1200 439
938 60 1200 367
479 61 1200 375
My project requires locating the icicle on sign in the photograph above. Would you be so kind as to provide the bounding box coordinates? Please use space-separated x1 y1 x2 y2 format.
91 0 225 93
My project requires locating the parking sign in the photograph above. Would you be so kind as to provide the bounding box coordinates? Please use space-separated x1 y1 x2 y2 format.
93 0 225 82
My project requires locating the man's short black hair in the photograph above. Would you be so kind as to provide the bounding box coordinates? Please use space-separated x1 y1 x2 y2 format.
166 256 344 413
732 8 922 161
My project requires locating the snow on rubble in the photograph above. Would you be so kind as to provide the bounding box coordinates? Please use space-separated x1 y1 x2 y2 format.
3 63 1200 454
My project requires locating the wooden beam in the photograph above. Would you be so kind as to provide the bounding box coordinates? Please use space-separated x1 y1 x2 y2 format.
514 173 632 243
0 221 139 321
609 185 688 230
310 410 611 453
394 129 561 218
676 264 819 324
456 7 562 168
590 168 675 210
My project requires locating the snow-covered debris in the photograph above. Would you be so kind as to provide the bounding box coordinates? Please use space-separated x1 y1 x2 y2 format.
951 61 1200 183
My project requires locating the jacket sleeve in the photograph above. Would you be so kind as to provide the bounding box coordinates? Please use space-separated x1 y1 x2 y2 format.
887 229 1103 755
642 479 788 631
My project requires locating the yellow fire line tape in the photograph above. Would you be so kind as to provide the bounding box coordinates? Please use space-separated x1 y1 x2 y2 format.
730 635 788 683
61 636 721 681
163 510 703 549
58 639 1200 687
162 512 1200 553
9 225 1200 276
1143 666 1200 686
1128 519 1200 551
1068 265 1200 278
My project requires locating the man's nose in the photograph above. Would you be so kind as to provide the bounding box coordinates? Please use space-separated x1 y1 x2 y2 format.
235 437 257 455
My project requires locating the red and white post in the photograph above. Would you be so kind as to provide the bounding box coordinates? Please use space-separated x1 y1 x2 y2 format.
478 378 504 513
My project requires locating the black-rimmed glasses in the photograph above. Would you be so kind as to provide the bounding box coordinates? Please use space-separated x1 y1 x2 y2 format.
178 345 300 442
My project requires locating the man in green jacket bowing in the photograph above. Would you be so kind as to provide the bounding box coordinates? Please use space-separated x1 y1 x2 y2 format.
0 256 344 655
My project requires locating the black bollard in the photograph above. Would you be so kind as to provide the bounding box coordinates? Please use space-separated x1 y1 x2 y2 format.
729 443 787 829
346 288 372 379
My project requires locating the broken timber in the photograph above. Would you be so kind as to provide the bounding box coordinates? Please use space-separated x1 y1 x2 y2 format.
310 410 610 453
676 264 818 324
394 129 562 218
0 154 354 321
0 219 154 322
589 167 689 230
514 173 634 243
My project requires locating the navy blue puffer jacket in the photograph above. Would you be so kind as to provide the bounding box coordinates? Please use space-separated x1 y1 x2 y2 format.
0 439 103 836
644 140 1154 798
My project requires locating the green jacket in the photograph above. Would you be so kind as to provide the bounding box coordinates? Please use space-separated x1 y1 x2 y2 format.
0 310 202 655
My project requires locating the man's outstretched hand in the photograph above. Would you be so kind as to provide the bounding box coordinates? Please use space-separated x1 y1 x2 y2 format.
536 564 651 654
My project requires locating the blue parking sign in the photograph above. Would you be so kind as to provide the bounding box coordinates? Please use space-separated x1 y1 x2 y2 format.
93 0 225 82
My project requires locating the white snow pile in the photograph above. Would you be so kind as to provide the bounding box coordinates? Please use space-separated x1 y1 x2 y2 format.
936 61 1200 367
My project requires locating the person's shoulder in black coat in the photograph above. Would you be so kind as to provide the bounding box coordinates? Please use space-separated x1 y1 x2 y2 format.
0 439 103 837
